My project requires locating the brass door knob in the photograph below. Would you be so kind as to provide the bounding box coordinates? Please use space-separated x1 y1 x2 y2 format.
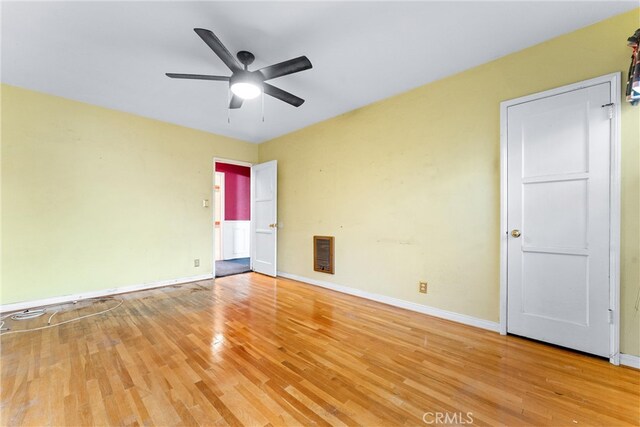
269 223 277 228
511 229 521 238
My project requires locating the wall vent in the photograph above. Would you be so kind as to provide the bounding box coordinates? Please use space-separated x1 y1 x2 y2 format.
313 236 334 274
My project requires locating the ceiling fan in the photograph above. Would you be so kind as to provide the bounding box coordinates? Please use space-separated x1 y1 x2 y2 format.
166 28 312 109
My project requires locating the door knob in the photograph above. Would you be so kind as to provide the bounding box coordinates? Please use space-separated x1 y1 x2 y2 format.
269 223 277 228
511 229 521 238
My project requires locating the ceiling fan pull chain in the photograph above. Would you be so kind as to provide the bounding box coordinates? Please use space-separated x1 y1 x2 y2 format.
227 88 231 124
262 91 265 122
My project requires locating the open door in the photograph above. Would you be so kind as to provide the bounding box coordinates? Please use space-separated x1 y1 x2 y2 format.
251 160 277 276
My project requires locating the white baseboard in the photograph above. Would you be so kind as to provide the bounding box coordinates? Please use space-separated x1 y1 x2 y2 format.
620 353 640 369
277 271 500 333
0 274 214 313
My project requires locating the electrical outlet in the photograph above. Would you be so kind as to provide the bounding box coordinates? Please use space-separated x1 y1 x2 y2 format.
419 281 428 294
194 259 200 267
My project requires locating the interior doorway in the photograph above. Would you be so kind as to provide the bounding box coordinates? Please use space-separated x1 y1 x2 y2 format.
214 159 252 278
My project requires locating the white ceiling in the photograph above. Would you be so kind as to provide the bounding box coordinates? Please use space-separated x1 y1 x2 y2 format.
2 1 636 143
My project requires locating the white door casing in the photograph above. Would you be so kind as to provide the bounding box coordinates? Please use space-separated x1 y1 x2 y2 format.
214 172 225 262
500 73 621 360
251 160 277 277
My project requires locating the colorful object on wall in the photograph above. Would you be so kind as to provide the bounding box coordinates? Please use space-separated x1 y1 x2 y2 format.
215 162 251 220
626 28 640 105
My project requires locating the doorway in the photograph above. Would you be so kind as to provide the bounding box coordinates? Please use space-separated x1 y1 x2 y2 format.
499 73 621 362
214 160 252 278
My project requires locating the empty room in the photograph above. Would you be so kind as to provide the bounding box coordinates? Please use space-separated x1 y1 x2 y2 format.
1 1 639 426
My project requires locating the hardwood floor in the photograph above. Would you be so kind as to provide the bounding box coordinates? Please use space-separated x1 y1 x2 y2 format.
1 273 639 426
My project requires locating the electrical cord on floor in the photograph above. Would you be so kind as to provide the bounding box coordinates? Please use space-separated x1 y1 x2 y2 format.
0 313 14 331
47 311 58 325
0 298 124 336
10 309 46 321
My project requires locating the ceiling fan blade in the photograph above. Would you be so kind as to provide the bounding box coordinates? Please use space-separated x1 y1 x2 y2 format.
258 56 312 81
229 94 243 109
263 83 305 107
166 73 229 81
194 28 242 73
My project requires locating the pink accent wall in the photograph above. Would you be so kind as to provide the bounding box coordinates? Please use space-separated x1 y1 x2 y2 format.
215 162 251 220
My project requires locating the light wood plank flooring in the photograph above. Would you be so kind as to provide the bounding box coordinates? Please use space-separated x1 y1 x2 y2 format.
1 273 639 426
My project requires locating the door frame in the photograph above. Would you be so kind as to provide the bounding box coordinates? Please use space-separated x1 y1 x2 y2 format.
214 171 226 262
212 157 254 279
499 73 621 364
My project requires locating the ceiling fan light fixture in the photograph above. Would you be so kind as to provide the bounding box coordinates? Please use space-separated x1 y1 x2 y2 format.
230 82 261 99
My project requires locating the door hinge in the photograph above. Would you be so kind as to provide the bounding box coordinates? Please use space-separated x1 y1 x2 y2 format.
601 103 614 120
608 309 614 324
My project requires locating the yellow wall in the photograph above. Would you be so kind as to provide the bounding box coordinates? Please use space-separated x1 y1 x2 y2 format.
259 9 640 356
1 85 258 303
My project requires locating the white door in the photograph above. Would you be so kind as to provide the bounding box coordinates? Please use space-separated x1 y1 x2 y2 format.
251 160 277 276
506 82 612 357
